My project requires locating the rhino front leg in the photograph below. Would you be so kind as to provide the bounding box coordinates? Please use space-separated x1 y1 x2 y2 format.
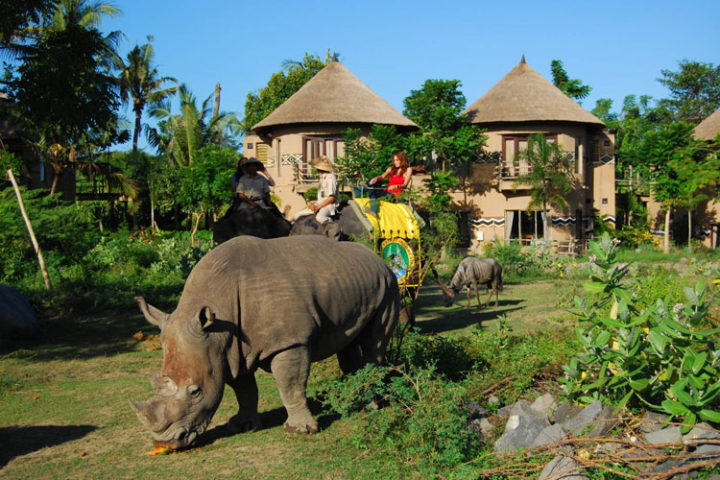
226 372 262 433
270 347 318 434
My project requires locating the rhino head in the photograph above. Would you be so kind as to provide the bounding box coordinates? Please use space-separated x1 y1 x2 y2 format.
131 296 228 449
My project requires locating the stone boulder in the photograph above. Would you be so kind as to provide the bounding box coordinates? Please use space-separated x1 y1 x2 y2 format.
0 285 40 339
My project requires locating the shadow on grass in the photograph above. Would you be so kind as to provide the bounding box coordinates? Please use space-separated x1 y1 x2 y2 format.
0 307 153 361
193 399 340 448
416 302 524 334
0 424 97 467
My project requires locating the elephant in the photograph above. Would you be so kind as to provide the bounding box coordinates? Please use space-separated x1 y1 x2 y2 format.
215 198 372 244
131 235 399 449
212 201 292 244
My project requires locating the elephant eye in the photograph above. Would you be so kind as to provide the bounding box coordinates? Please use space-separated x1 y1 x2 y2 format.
188 385 202 397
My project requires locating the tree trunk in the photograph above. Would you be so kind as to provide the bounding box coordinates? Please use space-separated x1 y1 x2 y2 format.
132 107 142 155
663 207 671 254
190 211 202 247
50 170 59 195
214 83 221 118
8 169 52 290
150 196 156 234
688 208 693 253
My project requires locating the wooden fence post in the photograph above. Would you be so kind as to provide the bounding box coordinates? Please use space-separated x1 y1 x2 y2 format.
7 169 52 290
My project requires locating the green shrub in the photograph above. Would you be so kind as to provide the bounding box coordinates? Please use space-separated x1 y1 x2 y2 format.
320 364 481 474
389 328 478 381
560 233 720 431
0 187 100 284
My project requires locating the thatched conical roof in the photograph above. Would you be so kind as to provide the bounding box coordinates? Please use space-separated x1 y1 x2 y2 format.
251 61 417 134
462 57 604 127
694 108 720 141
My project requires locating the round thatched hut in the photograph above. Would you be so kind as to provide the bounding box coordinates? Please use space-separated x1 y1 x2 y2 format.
458 56 615 251
243 61 417 219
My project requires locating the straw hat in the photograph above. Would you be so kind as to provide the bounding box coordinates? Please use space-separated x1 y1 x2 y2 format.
313 156 334 173
240 157 263 169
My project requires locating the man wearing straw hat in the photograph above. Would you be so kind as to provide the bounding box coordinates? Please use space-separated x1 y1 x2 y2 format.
308 156 338 223
235 157 273 211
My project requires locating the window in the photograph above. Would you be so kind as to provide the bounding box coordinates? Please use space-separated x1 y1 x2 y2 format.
501 134 557 177
255 142 269 162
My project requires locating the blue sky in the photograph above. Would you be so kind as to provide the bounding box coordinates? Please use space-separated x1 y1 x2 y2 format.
103 0 720 151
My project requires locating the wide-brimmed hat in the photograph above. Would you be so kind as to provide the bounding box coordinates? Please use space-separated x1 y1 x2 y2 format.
240 157 263 169
313 156 333 173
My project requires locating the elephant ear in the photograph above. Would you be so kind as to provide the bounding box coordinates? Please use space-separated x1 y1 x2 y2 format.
135 296 169 328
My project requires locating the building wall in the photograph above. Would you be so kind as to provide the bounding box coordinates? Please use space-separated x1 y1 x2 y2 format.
451 123 615 252
243 123 373 219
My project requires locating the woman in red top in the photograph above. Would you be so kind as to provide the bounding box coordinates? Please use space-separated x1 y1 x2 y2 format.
369 152 413 197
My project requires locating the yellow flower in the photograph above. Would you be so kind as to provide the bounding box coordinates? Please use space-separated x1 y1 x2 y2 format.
580 371 587 380
612 340 620 350
643 326 650 334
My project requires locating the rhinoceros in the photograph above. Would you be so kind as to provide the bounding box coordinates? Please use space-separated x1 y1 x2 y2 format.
132 235 399 449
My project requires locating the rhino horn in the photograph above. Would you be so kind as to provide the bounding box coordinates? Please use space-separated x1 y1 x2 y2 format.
135 296 169 327
130 399 169 432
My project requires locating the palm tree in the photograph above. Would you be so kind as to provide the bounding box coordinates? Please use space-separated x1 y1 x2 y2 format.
148 84 240 166
113 38 178 156
514 134 575 241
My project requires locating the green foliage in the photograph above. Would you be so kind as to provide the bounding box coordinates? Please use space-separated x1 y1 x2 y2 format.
402 78 487 171
113 38 178 153
303 187 317 202
560 233 720 431
515 134 574 215
241 53 328 133
389 328 477 381
0 187 100 283
658 59 720 125
149 84 240 167
335 125 407 185
6 23 120 146
0 150 25 178
175 145 236 218
551 59 592 102
320 364 480 473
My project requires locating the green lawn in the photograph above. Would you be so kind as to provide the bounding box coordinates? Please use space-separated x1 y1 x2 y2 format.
0 272 684 479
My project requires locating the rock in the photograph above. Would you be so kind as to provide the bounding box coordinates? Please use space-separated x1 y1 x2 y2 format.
695 443 720 458
466 401 489 419
530 393 556 418
562 401 603 435
538 455 588 480
638 410 669 433
487 395 500 406
682 422 720 446
586 406 620 438
497 400 525 419
0 285 40 339
643 426 682 445
553 402 584 425
494 402 549 452
531 424 567 448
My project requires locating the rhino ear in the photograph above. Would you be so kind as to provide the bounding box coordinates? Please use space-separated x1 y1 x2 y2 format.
198 307 215 330
135 296 169 328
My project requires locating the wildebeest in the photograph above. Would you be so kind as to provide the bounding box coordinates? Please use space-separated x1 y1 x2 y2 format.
436 257 503 308
132 236 399 449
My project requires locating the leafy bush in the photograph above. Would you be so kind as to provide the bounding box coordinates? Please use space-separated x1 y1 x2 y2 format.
560 233 720 431
388 328 478 381
0 187 100 283
320 364 481 474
